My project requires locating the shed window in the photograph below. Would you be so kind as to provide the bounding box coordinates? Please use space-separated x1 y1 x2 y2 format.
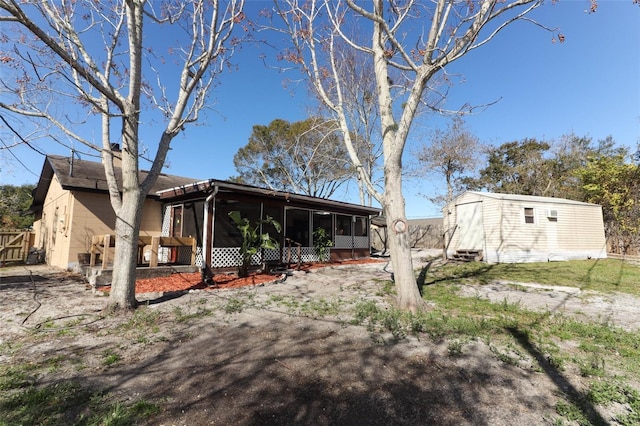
524 207 534 224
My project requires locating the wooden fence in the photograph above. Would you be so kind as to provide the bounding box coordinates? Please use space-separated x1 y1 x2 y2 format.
0 230 34 264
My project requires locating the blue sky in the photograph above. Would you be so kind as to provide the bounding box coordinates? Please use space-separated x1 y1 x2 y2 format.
1 0 638 218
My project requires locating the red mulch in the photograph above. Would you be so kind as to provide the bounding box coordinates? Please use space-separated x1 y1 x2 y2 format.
99 258 385 295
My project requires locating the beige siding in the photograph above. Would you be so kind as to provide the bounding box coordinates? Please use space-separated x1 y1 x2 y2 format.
139 199 163 237
70 192 116 264
34 185 164 269
554 204 607 253
443 192 484 258
494 200 550 263
32 176 74 269
445 192 607 263
481 198 503 259
70 192 164 268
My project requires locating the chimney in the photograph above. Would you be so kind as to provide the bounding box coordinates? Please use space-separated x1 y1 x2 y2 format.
110 143 122 169
69 149 81 177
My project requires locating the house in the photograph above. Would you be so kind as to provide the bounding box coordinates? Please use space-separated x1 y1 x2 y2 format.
28 153 199 270
28 152 381 274
443 191 607 263
156 179 381 275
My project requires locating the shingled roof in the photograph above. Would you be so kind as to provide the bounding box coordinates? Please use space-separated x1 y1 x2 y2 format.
29 155 200 213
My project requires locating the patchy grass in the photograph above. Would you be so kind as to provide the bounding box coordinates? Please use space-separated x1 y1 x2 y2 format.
117 307 162 333
0 368 160 426
173 302 213 323
414 260 640 425
2 258 638 425
425 259 640 296
223 294 251 314
351 283 640 423
101 349 122 367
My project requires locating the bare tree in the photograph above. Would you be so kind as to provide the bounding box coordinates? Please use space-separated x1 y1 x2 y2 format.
414 116 482 206
268 0 560 312
331 43 384 206
0 0 245 310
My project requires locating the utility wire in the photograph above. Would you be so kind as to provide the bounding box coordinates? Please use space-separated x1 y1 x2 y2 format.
0 113 44 178
0 113 46 156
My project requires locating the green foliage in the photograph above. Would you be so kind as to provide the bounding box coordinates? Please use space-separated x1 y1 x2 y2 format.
460 135 619 201
0 184 35 229
587 381 640 425
312 227 333 262
0 372 160 426
555 400 589 425
232 117 354 198
462 138 553 195
173 304 213 323
575 149 640 254
102 349 122 366
374 279 396 297
228 211 281 277
222 292 256 314
117 307 161 332
447 340 465 357
424 259 640 297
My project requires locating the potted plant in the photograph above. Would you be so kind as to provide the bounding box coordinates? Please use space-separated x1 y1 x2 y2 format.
228 211 281 278
312 227 333 263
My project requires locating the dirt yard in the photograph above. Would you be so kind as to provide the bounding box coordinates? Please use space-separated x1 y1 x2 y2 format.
1 251 639 425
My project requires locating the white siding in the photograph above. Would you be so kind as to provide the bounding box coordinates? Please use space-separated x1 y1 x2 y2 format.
443 192 484 259
444 192 607 263
456 202 484 250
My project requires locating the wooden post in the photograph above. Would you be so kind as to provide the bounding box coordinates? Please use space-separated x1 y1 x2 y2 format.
150 236 160 268
90 235 98 267
191 237 197 266
21 231 29 262
102 234 110 269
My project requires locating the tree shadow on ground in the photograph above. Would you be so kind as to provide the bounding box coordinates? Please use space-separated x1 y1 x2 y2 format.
506 325 608 426
418 261 496 288
76 312 556 426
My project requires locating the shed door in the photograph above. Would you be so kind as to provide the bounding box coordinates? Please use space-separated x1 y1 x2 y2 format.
456 202 484 250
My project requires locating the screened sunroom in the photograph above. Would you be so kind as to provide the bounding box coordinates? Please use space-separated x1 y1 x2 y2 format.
157 179 380 274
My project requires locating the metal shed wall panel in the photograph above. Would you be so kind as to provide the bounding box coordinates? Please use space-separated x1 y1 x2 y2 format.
445 192 607 263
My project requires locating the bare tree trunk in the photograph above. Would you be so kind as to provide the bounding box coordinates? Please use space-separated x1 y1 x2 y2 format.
108 192 144 310
370 0 424 311
106 101 144 309
384 163 425 312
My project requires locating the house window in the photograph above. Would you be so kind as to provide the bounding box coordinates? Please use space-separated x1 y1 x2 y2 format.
214 200 260 246
354 216 368 236
285 208 311 246
335 215 352 236
312 211 332 244
524 207 534 224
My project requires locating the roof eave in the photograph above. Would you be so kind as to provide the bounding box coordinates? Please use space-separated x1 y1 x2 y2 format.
158 179 382 215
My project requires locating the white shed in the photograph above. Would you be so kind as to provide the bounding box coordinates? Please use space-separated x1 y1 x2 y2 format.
443 191 607 263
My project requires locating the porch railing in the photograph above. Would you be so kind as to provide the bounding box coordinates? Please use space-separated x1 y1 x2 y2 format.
90 234 196 269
